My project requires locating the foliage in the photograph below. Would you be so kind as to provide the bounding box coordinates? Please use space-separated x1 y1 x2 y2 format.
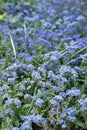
0 0 87 130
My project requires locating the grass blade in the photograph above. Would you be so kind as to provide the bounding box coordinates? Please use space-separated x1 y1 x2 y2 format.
9 34 16 59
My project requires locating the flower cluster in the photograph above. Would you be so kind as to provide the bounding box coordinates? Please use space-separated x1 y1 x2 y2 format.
0 0 87 130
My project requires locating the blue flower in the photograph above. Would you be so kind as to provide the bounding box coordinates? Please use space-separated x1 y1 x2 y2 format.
50 99 58 105
66 108 77 116
32 115 46 124
2 85 9 90
67 116 76 122
35 98 44 107
5 98 13 106
62 122 67 128
32 70 41 80
48 71 57 81
0 113 5 119
58 119 67 128
76 15 86 22
53 95 64 102
6 62 21 70
61 107 77 120
5 108 15 115
19 85 26 92
38 67 46 77
78 98 87 107
49 108 56 117
12 127 19 130
50 99 60 109
58 119 64 124
66 88 81 97
24 94 32 99
20 114 47 129
80 107 87 112
74 66 83 73
8 78 15 84
3 94 9 99
45 81 51 88
1 73 8 80
51 86 59 93
13 98 21 106
9 72 17 77
60 66 78 78
71 59 79 65
27 64 35 70
19 122 32 130
30 80 35 85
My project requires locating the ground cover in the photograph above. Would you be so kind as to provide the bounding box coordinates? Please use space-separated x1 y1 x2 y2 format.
0 0 87 130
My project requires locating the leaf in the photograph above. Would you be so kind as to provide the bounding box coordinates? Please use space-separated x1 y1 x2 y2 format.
9 34 16 59
12 116 19 127
0 12 6 21
1 117 13 130
75 120 86 129
20 104 31 114
85 118 87 128
27 85 32 90
16 92 24 97
22 104 30 109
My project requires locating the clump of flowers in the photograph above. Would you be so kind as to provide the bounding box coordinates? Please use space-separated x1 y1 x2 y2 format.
0 0 87 130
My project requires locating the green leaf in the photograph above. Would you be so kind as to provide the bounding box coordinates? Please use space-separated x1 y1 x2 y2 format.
8 16 19 23
12 116 19 127
0 12 6 21
1 117 13 130
85 118 87 128
27 85 32 90
16 92 24 97
76 120 86 129
22 104 30 109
